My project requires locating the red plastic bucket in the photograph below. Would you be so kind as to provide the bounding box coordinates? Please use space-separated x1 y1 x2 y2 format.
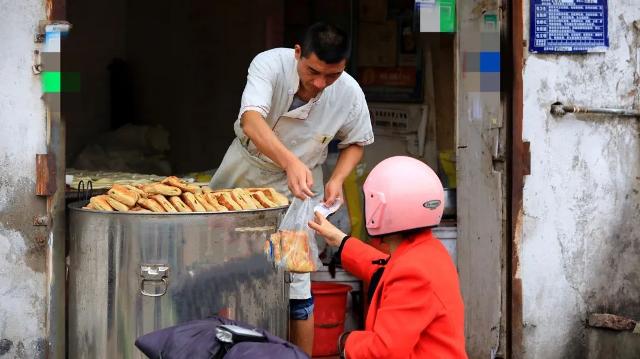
311 282 352 357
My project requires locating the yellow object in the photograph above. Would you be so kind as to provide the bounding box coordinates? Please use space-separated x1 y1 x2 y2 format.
343 164 368 241
195 173 212 183
183 172 213 183
439 150 457 188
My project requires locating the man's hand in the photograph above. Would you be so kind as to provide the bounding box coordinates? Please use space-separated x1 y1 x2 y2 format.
284 156 315 199
308 211 347 247
325 144 363 205
241 111 315 199
324 179 343 206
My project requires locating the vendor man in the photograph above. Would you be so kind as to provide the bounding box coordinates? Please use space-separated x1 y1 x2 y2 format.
210 22 374 355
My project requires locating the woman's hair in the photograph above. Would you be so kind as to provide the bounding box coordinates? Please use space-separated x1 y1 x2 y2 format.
376 227 431 239
400 227 430 239
301 22 351 64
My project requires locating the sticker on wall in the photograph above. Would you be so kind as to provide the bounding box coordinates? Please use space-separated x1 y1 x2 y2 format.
530 0 609 53
41 23 74 112
417 0 456 33
462 51 500 93
482 13 498 33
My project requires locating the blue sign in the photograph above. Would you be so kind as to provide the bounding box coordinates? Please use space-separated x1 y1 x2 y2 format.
530 0 608 53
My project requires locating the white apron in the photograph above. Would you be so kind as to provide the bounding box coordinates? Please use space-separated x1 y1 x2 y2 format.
210 138 324 199
210 105 327 300
211 97 328 200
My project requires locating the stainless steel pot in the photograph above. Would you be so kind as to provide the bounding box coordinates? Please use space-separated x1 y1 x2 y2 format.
443 188 457 218
67 202 289 358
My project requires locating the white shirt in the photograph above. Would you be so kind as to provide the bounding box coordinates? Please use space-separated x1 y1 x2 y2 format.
213 48 374 300
234 48 374 168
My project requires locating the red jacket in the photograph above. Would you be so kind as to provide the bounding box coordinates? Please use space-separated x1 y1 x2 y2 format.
341 230 467 359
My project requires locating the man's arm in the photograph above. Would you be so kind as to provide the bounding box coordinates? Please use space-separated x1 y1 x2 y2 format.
324 144 364 205
240 110 314 199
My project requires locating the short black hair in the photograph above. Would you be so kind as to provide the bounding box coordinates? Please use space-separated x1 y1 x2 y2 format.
301 22 351 64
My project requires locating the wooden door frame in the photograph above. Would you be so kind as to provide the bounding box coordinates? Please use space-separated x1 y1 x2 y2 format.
47 0 65 20
509 0 528 358
45 1 67 358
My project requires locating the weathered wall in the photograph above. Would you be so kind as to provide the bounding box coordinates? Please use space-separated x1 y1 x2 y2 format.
521 1 640 358
0 0 49 357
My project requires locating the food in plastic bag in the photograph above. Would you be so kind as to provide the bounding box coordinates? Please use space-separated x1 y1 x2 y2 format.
264 198 322 272
266 231 315 272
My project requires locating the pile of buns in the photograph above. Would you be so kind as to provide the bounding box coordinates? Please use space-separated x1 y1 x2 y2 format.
83 176 289 213
264 230 317 273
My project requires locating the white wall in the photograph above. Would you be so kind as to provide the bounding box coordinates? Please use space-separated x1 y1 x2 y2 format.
521 1 640 357
0 0 49 357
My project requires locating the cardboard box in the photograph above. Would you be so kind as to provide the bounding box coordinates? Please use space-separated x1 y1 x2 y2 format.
358 21 398 67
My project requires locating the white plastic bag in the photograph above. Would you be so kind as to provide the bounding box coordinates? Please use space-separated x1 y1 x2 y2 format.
264 197 322 273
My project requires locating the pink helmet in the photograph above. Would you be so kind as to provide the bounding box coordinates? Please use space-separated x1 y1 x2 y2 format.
364 156 444 236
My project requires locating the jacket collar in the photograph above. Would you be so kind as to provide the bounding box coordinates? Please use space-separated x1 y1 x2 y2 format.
389 229 434 262
287 55 300 96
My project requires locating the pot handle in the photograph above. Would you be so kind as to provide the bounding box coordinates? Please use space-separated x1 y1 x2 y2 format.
234 225 276 233
140 264 169 297
140 278 168 297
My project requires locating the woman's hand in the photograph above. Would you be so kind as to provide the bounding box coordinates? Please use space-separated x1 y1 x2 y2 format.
308 211 347 247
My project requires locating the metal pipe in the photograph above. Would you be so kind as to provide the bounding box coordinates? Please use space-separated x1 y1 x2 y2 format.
550 102 640 118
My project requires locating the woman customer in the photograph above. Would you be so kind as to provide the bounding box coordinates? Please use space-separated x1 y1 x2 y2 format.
309 156 468 359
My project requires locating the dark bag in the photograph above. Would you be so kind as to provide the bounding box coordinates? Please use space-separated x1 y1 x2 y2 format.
135 316 309 359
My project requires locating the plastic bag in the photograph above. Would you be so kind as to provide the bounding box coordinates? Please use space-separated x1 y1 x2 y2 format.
264 197 322 273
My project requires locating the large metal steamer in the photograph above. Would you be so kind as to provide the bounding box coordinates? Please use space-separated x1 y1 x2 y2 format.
68 202 289 358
